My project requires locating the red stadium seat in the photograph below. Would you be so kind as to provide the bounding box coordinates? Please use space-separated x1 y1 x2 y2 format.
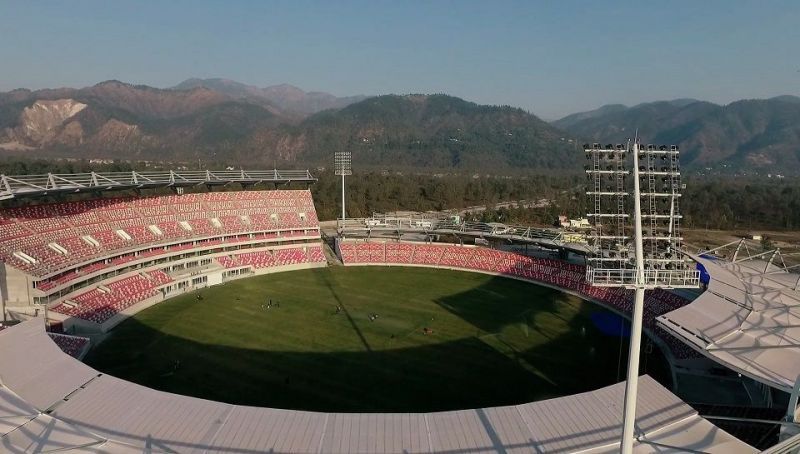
51 271 174 324
0 190 321 278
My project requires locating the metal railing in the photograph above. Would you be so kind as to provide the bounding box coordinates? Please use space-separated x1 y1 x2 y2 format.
586 266 701 289
0 170 316 200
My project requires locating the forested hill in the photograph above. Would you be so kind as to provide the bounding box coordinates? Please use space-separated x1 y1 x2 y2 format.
0 81 578 172
294 94 577 170
553 96 800 173
4 79 800 173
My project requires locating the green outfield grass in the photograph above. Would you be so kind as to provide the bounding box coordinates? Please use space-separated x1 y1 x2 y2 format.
85 266 669 412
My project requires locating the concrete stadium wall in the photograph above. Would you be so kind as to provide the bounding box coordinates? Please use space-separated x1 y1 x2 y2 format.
1 264 35 307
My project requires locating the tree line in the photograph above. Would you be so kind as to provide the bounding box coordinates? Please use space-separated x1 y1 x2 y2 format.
0 158 797 231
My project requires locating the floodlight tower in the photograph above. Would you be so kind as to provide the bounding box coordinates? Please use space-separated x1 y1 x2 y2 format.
334 152 352 221
584 140 699 454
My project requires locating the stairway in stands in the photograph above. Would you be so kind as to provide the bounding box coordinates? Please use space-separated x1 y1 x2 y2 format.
321 235 342 266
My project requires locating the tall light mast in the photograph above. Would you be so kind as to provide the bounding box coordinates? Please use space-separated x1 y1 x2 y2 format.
584 140 699 454
334 152 352 221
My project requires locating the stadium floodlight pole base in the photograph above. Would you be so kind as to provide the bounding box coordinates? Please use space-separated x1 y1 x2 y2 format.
620 286 646 453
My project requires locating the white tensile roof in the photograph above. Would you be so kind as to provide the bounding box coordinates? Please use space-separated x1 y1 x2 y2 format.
0 318 755 453
658 253 800 392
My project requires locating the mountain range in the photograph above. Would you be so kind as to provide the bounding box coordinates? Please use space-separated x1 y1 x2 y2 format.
0 78 798 173
171 78 369 116
553 96 800 172
0 80 575 170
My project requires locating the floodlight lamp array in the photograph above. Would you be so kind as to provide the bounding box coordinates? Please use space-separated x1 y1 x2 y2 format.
584 143 631 272
584 141 699 289
334 152 353 176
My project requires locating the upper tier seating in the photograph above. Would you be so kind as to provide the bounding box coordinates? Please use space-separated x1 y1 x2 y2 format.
0 190 320 278
340 241 699 360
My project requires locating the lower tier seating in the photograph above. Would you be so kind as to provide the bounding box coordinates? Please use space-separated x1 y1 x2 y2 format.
51 244 326 325
47 332 90 358
51 272 174 325
217 245 327 270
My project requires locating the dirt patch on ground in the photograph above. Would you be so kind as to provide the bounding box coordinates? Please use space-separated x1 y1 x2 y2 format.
0 141 35 151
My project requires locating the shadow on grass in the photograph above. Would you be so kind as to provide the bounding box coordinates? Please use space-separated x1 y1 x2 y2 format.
83 269 671 413
432 274 672 399
310 266 373 352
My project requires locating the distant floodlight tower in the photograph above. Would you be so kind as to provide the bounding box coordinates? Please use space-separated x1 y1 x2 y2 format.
334 152 352 220
584 139 699 454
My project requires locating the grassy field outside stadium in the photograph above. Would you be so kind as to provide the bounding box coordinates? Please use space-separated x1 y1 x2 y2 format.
85 266 670 412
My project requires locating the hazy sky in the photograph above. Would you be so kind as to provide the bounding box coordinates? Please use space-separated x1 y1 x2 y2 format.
1 0 799 118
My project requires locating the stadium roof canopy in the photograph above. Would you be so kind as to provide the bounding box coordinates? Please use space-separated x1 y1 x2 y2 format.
0 169 316 200
658 251 800 392
0 318 755 453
